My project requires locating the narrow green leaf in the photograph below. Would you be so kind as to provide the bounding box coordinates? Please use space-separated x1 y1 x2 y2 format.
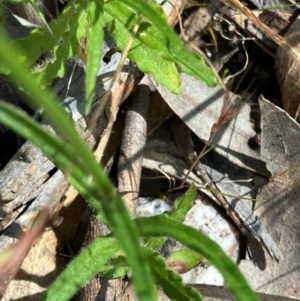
166 249 202 274
85 0 105 113
144 185 196 250
136 216 260 301
0 33 156 301
116 0 217 86
146 248 203 301
0 101 156 301
169 184 196 221
41 236 120 301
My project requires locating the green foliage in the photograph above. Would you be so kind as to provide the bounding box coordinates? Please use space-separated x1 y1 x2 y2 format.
165 249 203 273
1 2 77 74
33 4 89 87
0 32 156 301
119 0 217 86
144 185 196 250
0 1 258 301
145 248 203 301
104 0 181 94
40 237 120 301
85 0 104 113
2 0 216 100
136 215 261 301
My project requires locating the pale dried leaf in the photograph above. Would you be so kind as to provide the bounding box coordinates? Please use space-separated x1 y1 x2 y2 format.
152 73 267 175
239 96 300 300
275 16 300 121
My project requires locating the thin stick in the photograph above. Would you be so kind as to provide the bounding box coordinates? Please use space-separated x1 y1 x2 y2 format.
92 14 144 162
85 15 143 140
222 0 300 61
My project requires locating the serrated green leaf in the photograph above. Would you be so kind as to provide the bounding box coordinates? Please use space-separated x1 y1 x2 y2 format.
85 0 104 113
33 7 89 87
100 256 130 278
104 0 168 53
136 215 260 301
41 236 120 301
0 2 77 74
166 249 202 274
104 1 181 94
146 248 203 301
116 0 217 86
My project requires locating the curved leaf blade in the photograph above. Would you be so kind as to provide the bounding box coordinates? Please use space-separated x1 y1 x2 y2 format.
0 33 156 301
41 237 120 301
146 248 203 301
136 215 260 301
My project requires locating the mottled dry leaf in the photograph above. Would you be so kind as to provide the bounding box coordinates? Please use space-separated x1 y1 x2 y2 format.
239 96 300 300
275 16 300 122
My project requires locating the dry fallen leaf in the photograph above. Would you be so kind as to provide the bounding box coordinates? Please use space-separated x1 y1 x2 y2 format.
275 16 300 122
152 73 268 175
239 95 300 300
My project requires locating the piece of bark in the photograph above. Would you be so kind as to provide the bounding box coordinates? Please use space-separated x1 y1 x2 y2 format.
2 196 85 300
118 77 150 216
79 207 112 301
0 207 51 299
243 97 300 299
229 10 293 57
237 96 300 301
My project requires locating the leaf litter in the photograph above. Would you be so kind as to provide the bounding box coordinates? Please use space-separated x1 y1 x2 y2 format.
1 0 300 300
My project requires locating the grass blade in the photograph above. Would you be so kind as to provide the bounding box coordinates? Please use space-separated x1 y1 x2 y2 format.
136 215 260 301
0 32 156 301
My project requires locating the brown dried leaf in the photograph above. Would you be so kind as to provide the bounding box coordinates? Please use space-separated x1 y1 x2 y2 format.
239 96 300 300
275 16 300 122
